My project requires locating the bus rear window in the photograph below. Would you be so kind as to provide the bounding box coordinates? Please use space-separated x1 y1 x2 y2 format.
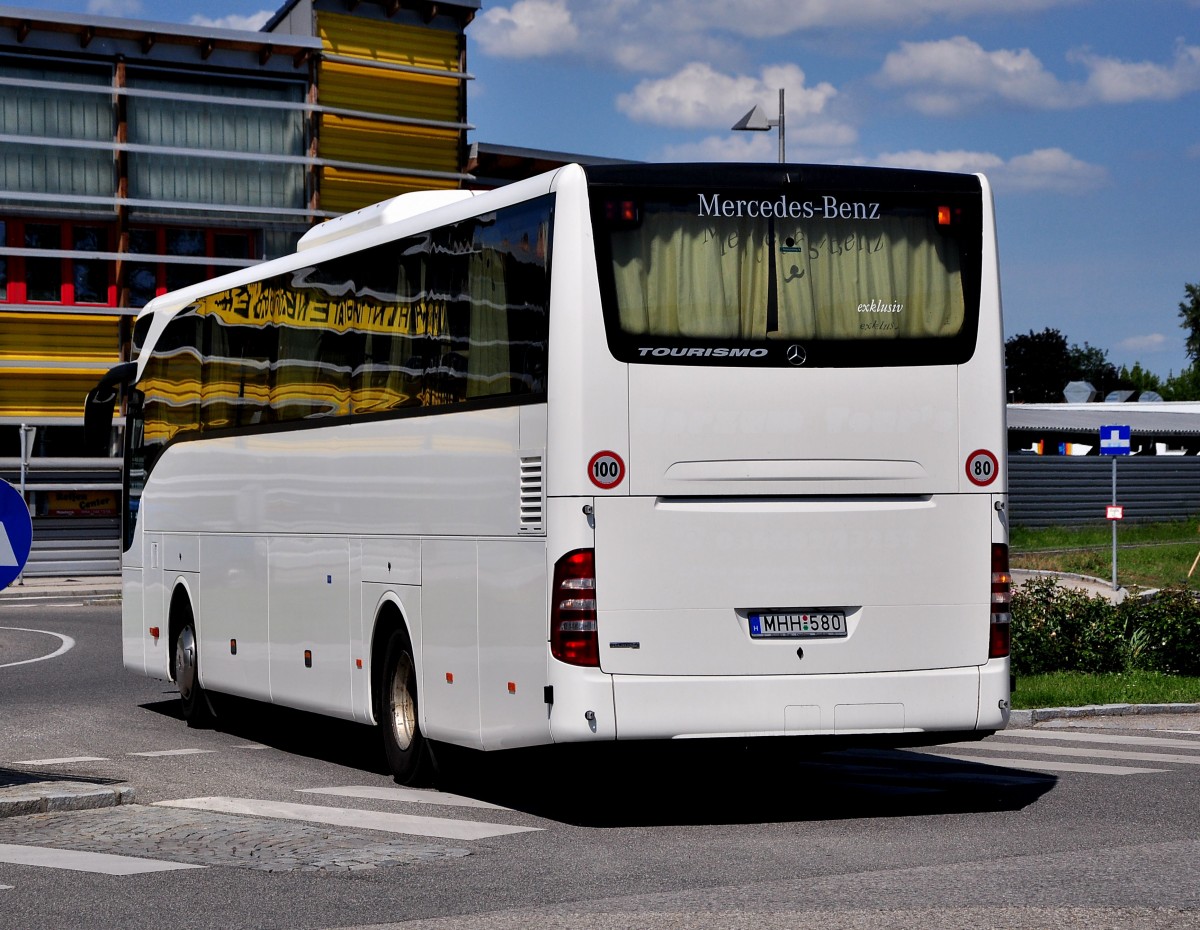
591 181 982 367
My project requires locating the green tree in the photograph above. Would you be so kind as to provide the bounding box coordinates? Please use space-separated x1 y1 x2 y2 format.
1067 341 1121 397
1119 362 1164 395
1005 328 1072 401
1162 365 1200 401
1179 282 1200 362
1005 328 1128 401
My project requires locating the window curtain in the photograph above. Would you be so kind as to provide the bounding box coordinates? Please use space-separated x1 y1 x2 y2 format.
612 211 964 341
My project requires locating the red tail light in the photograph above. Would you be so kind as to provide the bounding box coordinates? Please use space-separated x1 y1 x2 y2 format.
990 542 1011 658
551 549 599 667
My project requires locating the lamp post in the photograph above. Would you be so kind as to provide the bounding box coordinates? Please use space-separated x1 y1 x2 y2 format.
731 88 785 163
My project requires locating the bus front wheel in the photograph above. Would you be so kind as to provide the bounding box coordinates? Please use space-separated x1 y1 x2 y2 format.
175 619 214 728
380 629 430 785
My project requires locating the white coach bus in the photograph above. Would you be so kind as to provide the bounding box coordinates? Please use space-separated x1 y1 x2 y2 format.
87 163 1011 783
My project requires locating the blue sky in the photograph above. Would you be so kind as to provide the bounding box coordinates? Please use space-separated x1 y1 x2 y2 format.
16 0 1200 380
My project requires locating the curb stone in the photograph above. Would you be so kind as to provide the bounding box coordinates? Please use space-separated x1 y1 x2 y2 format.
1008 702 1200 728
0 782 135 818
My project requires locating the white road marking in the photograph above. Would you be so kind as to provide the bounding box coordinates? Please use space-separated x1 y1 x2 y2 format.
0 844 204 875
928 752 1164 776
1001 729 1200 750
298 785 510 810
0 628 75 669
13 756 109 766
944 740 1200 766
155 796 541 841
128 749 217 757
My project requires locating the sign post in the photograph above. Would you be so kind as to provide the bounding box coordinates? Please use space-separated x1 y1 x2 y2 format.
0 478 33 591
1099 425 1131 591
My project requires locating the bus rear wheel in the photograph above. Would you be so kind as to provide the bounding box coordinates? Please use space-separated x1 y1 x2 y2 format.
381 629 430 785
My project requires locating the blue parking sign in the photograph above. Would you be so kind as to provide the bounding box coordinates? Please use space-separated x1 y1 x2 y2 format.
0 479 33 590
1099 425 1131 456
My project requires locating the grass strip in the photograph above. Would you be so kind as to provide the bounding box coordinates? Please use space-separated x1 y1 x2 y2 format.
1011 670 1200 710
1011 520 1200 591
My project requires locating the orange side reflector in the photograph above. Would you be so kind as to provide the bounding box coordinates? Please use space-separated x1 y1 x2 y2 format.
937 205 952 225
304 650 313 668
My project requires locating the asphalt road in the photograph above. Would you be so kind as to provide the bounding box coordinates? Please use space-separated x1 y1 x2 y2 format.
1 600 1198 930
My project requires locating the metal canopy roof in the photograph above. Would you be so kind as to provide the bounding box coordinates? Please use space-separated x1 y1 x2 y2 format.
1008 402 1200 440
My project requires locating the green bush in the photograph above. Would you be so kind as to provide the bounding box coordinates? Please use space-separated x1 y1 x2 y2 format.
1119 588 1200 676
1012 578 1200 676
1010 576 1126 676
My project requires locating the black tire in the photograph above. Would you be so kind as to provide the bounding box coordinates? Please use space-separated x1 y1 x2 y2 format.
174 617 215 728
380 629 430 785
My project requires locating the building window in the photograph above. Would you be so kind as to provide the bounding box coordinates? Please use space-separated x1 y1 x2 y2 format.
24 223 63 302
2 219 114 306
128 226 257 307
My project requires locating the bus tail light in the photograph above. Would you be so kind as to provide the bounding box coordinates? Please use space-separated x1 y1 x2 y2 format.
990 543 1012 658
551 549 599 667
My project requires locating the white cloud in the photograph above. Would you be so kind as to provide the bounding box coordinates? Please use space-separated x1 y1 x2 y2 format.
188 11 273 31
616 62 838 129
596 0 1074 42
879 36 1200 115
472 0 1077 71
659 132 780 163
876 147 1107 194
474 0 579 58
1075 41 1200 103
1117 333 1168 353
880 37 1077 114
87 0 143 16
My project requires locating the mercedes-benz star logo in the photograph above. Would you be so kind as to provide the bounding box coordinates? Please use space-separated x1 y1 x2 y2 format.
786 345 806 366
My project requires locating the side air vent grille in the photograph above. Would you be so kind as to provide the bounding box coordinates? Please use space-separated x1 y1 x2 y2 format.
519 454 545 534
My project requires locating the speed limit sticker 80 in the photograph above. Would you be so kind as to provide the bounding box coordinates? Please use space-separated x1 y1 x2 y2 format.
588 451 626 490
965 449 998 487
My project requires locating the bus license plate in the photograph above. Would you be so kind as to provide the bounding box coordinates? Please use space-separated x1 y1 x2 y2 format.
748 611 847 639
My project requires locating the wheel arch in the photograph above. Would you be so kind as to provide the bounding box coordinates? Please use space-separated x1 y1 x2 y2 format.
368 595 415 726
166 579 196 684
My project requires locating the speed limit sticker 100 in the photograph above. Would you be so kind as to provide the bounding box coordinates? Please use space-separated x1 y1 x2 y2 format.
588 451 626 490
965 449 998 487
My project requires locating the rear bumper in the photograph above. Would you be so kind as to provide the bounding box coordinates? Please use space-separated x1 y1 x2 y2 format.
608 659 1010 740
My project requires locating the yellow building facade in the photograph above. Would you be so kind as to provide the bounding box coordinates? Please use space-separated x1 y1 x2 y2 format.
0 0 477 572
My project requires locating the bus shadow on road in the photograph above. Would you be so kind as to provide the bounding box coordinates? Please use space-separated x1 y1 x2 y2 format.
438 740 1058 827
140 697 1056 826
139 696 391 777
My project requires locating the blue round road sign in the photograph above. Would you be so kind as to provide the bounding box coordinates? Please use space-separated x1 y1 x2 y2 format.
0 479 33 590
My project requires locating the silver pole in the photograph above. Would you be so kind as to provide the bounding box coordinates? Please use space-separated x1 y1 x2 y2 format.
1111 455 1118 591
777 88 785 164
17 423 32 586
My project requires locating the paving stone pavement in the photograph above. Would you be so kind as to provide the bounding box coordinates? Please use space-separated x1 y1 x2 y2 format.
0 805 470 872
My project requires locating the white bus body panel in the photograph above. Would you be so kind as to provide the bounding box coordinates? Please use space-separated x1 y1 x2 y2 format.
125 404 553 743
593 494 990 677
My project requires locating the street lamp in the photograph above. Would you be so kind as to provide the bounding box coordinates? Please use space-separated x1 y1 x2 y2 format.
731 88 785 163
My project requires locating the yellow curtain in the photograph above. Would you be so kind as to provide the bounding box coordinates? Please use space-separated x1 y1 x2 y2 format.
612 211 964 341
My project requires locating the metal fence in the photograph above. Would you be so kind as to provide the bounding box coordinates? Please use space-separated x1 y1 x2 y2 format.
1008 454 1200 527
0 457 122 577
7 451 1200 575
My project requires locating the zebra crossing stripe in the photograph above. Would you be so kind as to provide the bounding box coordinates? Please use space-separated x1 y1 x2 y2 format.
298 785 511 811
1000 729 1200 751
128 749 217 757
154 796 541 841
928 751 1164 776
0 843 204 875
943 739 1200 767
